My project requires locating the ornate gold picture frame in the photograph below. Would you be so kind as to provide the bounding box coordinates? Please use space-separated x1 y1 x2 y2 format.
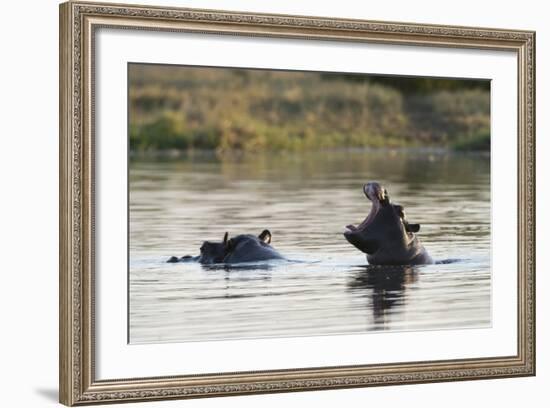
59 1 535 405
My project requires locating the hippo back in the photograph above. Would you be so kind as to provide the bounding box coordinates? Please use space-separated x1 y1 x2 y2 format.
223 234 284 263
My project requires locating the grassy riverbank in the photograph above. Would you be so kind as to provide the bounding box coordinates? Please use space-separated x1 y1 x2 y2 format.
129 64 490 153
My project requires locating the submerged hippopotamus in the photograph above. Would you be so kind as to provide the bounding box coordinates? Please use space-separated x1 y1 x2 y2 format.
344 182 433 265
167 229 285 265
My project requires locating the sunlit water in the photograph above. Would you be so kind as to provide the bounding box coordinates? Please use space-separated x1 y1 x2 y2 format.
129 149 491 344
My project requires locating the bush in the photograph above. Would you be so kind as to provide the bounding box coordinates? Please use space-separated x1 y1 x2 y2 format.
128 66 491 152
452 132 491 151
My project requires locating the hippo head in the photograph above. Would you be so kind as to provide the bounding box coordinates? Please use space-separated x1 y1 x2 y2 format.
198 232 229 264
343 182 421 258
198 230 274 264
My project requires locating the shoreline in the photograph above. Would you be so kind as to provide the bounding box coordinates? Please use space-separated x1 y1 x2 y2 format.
129 146 491 160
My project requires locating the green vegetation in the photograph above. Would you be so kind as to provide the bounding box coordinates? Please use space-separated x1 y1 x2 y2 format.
452 132 491 151
129 64 490 153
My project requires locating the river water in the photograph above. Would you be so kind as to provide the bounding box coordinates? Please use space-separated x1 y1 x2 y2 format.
129 149 491 344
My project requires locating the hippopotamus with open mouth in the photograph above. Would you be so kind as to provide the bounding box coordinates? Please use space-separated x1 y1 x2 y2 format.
344 182 433 265
167 229 285 265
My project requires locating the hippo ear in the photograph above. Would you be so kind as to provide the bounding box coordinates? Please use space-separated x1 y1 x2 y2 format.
381 189 390 204
259 229 272 244
405 223 421 233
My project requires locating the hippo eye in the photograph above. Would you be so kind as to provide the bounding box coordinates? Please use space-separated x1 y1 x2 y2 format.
394 205 405 218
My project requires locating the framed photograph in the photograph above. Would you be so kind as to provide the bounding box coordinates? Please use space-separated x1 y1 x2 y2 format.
59 1 535 405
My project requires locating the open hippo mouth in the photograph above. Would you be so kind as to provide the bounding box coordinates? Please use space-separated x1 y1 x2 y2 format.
345 182 389 234
343 182 432 265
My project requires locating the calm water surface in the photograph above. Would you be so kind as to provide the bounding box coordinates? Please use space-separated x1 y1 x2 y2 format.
129 149 491 344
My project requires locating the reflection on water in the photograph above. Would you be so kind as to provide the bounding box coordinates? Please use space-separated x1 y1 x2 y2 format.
348 266 418 329
129 149 491 344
